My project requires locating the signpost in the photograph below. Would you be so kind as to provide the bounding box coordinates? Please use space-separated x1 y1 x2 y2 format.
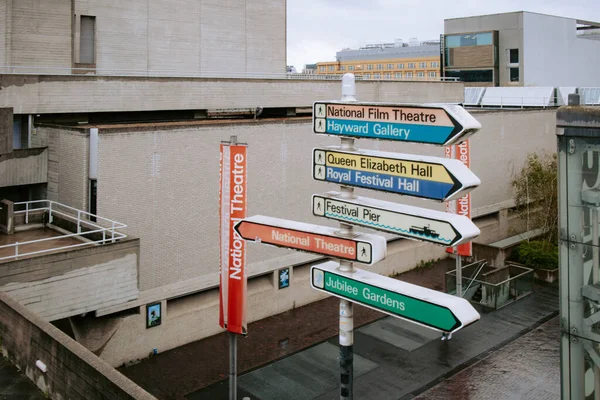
313 101 481 146
313 147 480 201
312 191 480 247
234 215 386 265
311 261 480 333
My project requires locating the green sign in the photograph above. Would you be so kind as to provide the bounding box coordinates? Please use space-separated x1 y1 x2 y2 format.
311 266 465 332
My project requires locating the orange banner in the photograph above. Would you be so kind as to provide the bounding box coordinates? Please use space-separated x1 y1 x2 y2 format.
445 140 472 257
219 144 248 334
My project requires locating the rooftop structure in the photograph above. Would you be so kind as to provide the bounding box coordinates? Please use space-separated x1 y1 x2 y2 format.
443 11 600 87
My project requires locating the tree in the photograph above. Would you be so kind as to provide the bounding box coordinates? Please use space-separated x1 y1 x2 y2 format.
510 151 558 244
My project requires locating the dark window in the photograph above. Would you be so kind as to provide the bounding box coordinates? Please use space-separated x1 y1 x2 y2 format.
89 179 97 221
509 49 519 64
445 69 493 83
80 16 96 63
510 67 519 82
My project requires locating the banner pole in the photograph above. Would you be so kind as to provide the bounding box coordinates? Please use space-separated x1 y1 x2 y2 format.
229 331 237 400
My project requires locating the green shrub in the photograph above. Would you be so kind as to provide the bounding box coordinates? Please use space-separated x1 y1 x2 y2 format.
510 240 558 270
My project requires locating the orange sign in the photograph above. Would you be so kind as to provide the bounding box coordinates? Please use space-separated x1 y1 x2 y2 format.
235 216 386 265
445 140 472 257
219 144 248 335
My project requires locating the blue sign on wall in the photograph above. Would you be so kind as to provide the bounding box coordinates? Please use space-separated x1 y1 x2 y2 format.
279 268 290 289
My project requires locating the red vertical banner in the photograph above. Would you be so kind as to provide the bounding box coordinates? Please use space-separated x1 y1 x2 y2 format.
219 144 248 335
445 140 472 257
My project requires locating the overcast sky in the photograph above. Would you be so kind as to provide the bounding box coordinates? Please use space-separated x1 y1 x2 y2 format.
287 0 600 71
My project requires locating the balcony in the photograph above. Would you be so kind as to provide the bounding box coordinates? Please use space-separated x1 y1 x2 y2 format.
0 200 139 321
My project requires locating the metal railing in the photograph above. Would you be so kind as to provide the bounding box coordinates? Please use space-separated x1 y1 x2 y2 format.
0 65 459 82
0 200 127 262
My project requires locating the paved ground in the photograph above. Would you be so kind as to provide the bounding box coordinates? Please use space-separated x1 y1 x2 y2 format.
413 316 560 400
122 258 560 400
0 356 45 400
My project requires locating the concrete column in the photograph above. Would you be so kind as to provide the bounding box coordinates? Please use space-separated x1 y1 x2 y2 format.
0 108 13 155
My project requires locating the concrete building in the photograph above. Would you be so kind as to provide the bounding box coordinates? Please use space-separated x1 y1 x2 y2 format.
316 39 441 81
0 0 563 369
0 0 286 76
443 11 600 87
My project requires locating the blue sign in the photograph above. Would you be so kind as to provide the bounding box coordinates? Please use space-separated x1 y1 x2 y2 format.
324 118 454 145
279 268 290 289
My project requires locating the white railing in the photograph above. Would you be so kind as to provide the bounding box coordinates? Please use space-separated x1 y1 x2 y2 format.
0 65 459 82
0 200 127 262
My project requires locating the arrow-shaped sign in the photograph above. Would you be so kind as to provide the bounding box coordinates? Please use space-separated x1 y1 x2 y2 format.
234 215 386 265
311 261 480 333
313 101 481 146
313 147 480 202
312 191 480 247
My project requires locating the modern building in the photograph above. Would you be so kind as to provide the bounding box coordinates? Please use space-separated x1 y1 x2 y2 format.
443 11 600 87
316 39 441 80
0 0 286 76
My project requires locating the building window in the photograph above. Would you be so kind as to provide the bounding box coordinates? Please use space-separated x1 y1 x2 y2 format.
419 62 427 68
374 73 381 79
387 63 393 69
348 65 354 71
367 64 373 70
339 65 345 71
428 71 437 78
417 71 425 78
80 16 96 64
395 72 402 79
328 66 334 72
408 62 415 69
509 49 519 64
406 72 413 79
364 73 371 79
384 72 391 79
445 69 493 82
89 179 97 221
397 63 404 69
320 66 326 72
510 67 519 82
431 61 439 68
376 64 383 70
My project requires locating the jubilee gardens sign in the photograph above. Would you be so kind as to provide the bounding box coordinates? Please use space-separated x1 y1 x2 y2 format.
234 74 482 399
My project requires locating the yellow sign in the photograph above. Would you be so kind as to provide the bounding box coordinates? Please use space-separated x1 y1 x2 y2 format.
321 150 453 183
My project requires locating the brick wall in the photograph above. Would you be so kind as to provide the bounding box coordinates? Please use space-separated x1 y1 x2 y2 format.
0 291 155 400
44 127 89 210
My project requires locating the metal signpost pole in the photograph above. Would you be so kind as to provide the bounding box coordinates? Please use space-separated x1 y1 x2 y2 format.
456 250 462 297
229 331 237 400
339 73 357 400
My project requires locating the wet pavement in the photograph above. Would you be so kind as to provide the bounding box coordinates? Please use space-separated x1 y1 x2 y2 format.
0 356 45 400
122 259 560 400
414 316 560 400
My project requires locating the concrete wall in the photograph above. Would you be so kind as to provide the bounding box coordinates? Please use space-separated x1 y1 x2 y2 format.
0 148 48 187
445 12 524 86
523 13 600 87
10 0 72 69
0 238 139 321
0 291 156 399
0 76 465 114
0 107 12 154
4 0 285 75
0 0 7 67
83 108 557 296
41 127 89 210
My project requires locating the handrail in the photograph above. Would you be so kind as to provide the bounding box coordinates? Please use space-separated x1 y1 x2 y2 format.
0 200 127 262
462 260 488 296
0 65 459 82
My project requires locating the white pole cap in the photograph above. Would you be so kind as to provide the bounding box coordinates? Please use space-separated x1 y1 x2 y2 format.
341 73 357 102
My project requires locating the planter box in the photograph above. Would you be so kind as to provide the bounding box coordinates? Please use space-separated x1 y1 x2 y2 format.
534 267 559 283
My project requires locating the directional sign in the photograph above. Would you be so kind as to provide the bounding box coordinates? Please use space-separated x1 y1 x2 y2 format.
234 215 386 265
313 147 480 202
313 191 480 247
313 101 481 146
311 261 480 333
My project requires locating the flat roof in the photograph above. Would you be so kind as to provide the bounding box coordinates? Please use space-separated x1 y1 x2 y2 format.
0 229 81 263
445 11 600 26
